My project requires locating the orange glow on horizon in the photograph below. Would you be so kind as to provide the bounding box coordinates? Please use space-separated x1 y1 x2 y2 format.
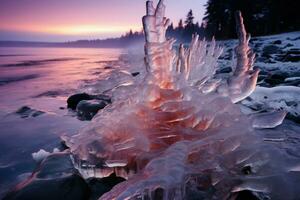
1 24 142 36
46 25 142 35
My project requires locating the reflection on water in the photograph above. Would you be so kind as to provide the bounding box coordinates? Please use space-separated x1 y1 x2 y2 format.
0 47 124 112
0 47 125 198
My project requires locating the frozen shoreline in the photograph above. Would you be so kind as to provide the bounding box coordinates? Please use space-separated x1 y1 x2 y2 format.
1 30 300 199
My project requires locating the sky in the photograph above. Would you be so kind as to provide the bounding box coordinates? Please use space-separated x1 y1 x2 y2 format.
0 0 207 42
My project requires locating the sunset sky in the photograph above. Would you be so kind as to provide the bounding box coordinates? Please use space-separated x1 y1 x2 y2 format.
0 0 207 42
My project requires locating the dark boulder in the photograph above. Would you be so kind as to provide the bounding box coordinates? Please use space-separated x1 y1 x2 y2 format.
276 49 300 62
67 93 111 110
284 79 300 87
256 54 274 63
264 73 289 86
280 54 300 62
15 106 45 118
272 40 282 45
87 174 125 200
231 190 262 200
284 43 293 48
262 45 282 56
76 100 108 120
131 72 140 77
257 75 268 83
67 93 92 109
289 36 300 41
217 67 232 74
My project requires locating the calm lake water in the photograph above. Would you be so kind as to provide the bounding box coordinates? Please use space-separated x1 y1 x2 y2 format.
0 47 125 197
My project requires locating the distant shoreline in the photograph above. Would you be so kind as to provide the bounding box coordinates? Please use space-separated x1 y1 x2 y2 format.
1 31 299 49
0 41 133 49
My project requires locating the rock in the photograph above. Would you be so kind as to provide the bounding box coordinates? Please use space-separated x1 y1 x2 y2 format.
67 93 92 109
281 54 300 62
257 75 268 82
286 114 300 124
131 72 140 77
67 93 112 120
76 100 108 120
67 93 111 110
256 54 274 63
91 94 112 104
15 106 45 118
241 165 252 175
217 67 232 74
262 45 282 56
254 42 263 49
284 79 300 87
288 48 300 54
273 40 282 45
289 36 300 41
34 90 63 98
3 152 90 200
276 49 300 62
284 43 293 48
231 190 262 200
87 174 125 200
264 73 289 86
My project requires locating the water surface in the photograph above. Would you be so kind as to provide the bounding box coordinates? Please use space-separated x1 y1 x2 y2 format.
0 47 124 198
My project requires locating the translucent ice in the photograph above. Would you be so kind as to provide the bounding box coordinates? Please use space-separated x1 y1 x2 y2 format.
62 1 300 199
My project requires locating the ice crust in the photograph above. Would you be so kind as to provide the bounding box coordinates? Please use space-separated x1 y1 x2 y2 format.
63 1 300 199
242 86 300 119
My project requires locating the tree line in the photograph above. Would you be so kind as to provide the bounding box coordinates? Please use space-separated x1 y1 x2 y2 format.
122 0 299 42
204 0 300 39
121 9 205 43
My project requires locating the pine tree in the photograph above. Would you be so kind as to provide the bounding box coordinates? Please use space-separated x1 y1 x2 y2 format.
184 9 195 28
203 0 300 38
178 19 184 30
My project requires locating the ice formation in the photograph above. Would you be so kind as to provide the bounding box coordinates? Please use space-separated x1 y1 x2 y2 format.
32 148 60 162
63 1 300 199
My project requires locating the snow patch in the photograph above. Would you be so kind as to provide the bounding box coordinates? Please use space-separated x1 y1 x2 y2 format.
242 86 300 118
32 148 60 162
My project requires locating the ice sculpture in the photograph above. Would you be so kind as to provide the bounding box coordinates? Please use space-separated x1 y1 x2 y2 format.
62 0 300 199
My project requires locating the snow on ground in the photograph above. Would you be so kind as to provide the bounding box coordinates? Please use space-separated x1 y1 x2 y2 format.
218 31 300 76
241 86 300 121
216 32 300 122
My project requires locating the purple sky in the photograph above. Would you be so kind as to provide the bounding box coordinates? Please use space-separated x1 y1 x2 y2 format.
0 0 207 42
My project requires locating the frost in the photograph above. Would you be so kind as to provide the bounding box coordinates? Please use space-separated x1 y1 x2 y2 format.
242 86 300 118
32 149 50 162
32 148 59 162
62 0 300 199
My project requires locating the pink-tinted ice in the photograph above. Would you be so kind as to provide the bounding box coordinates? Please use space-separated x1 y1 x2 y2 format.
62 1 300 199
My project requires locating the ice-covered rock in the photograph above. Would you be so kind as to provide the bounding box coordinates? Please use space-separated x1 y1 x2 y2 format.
76 100 109 121
242 86 300 123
